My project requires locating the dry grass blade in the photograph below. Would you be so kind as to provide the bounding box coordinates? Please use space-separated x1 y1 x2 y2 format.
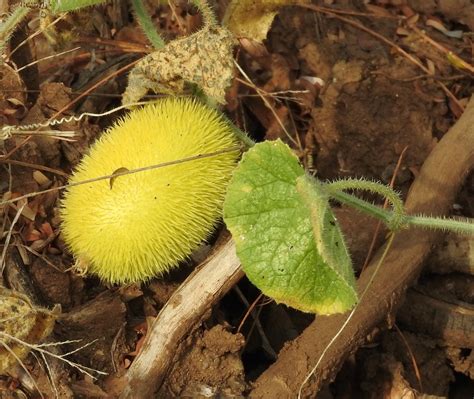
394 323 423 392
298 233 396 398
0 332 107 379
0 146 242 207
0 203 25 274
410 25 474 74
234 60 303 151
7 15 65 61
361 146 408 271
16 46 81 72
2 59 141 161
0 339 44 398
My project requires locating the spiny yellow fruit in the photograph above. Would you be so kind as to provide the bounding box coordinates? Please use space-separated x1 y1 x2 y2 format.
61 98 240 284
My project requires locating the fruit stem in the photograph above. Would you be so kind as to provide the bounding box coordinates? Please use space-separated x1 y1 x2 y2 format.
225 118 255 148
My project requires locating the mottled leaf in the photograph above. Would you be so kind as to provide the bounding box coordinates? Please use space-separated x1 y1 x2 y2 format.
123 26 235 105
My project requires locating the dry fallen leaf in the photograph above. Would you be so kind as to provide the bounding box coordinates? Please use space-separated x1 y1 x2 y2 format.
123 26 235 105
223 0 310 43
0 287 58 373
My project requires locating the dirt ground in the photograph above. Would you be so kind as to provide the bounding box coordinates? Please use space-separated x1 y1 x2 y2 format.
0 0 473 398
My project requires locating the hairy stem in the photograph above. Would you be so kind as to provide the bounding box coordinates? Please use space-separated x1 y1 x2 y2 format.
224 118 255 148
50 0 107 13
405 215 474 235
326 183 474 235
325 189 395 227
131 0 165 49
325 178 406 230
191 0 218 28
0 6 31 58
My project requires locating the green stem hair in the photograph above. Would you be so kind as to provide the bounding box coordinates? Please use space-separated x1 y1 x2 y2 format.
405 214 474 235
191 0 218 28
324 178 406 230
50 0 106 13
225 118 255 149
131 0 165 49
0 6 31 58
322 178 474 235
324 188 396 229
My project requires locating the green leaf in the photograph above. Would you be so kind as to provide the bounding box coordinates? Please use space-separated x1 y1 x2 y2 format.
224 140 357 314
295 175 356 298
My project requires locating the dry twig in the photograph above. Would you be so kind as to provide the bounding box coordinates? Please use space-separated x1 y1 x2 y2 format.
121 238 243 398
